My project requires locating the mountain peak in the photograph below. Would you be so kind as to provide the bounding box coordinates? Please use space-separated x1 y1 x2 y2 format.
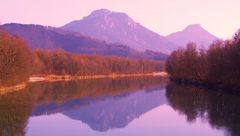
82 9 133 26
186 24 201 28
62 9 177 53
90 9 112 16
183 24 204 32
167 24 218 48
89 9 130 20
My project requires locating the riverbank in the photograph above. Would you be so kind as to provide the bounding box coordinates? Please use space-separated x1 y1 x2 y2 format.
170 77 240 94
29 72 168 82
0 83 27 95
0 72 168 94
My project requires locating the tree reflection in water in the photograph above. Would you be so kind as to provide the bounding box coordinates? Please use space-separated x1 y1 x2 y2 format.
0 89 33 136
166 82 240 136
0 76 167 135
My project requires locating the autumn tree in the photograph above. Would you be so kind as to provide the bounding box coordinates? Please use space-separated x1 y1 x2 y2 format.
33 49 164 76
166 29 240 89
0 31 30 86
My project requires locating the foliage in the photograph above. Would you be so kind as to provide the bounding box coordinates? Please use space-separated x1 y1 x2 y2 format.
166 30 240 88
0 30 164 87
0 31 30 86
33 49 165 76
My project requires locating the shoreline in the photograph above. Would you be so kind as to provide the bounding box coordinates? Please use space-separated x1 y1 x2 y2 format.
170 77 240 94
0 72 168 94
0 83 27 95
29 72 168 82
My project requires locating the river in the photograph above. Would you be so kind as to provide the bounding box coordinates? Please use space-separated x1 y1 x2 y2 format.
0 77 239 136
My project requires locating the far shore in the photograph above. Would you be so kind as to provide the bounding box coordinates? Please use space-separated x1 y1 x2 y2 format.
29 72 169 82
0 72 168 94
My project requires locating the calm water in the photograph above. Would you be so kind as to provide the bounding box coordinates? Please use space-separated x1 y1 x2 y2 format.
0 77 239 136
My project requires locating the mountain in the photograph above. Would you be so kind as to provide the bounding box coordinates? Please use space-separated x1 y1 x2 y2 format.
0 23 168 60
62 9 177 54
166 24 218 48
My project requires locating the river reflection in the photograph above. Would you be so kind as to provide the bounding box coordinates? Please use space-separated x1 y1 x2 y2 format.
166 82 240 136
0 77 239 136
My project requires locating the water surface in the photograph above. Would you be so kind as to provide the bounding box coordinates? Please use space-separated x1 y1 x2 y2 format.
0 77 239 136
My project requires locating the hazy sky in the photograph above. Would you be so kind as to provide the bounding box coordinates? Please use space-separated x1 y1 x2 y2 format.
0 0 240 39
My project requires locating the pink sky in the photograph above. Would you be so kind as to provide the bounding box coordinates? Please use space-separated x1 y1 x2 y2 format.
0 0 240 39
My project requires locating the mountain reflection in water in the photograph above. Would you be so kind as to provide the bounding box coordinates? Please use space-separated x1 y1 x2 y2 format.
0 77 166 135
32 88 166 131
0 77 240 136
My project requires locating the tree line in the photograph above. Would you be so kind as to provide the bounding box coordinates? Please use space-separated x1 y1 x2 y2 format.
0 31 164 87
166 30 240 90
32 49 164 76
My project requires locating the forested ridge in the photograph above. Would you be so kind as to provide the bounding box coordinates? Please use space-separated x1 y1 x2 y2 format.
0 31 164 87
166 30 240 90
1 23 168 60
32 49 164 75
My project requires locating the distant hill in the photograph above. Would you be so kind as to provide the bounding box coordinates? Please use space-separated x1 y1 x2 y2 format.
166 24 218 48
0 23 168 60
62 9 177 54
